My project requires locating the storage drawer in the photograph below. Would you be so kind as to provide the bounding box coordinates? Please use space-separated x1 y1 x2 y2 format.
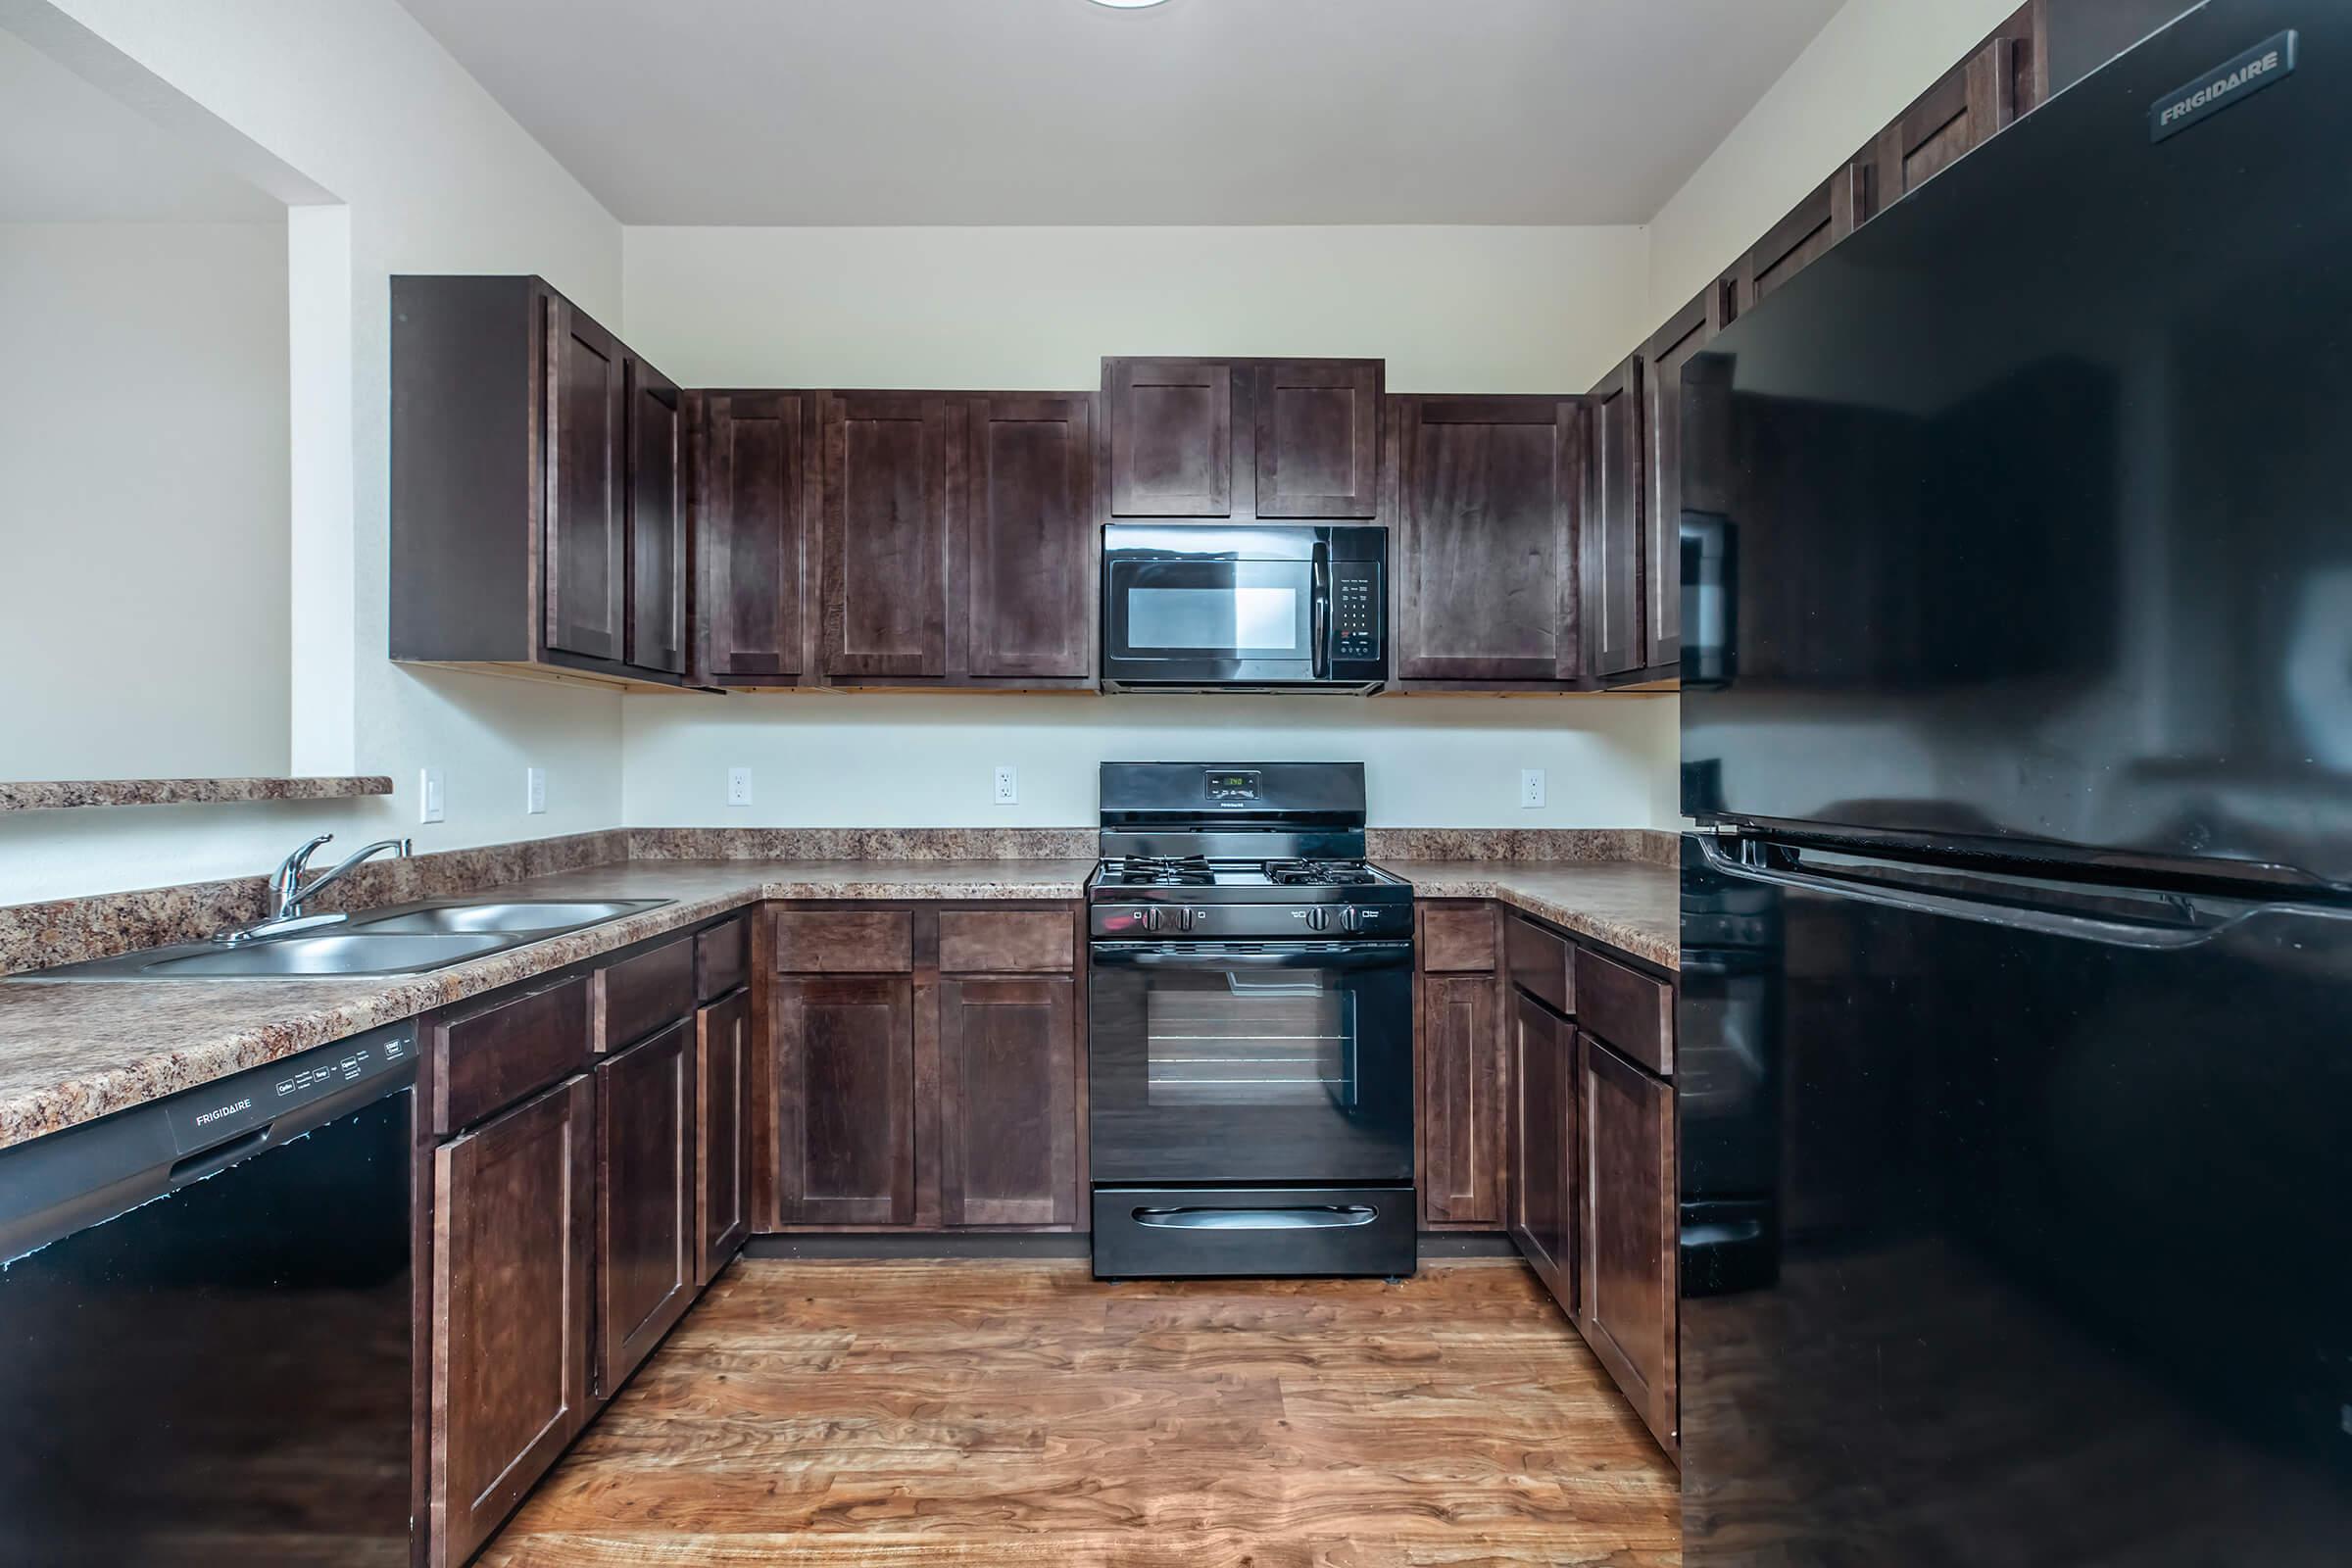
773 908 913 972
1419 903 1495 972
601 936 695 1053
428 974 594 1136
1505 914 1573 1014
1574 946 1674 1076
695 916 749 1002
937 909 1072 973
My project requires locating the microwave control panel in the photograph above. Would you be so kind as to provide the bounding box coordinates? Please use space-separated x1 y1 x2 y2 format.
1332 563 1382 660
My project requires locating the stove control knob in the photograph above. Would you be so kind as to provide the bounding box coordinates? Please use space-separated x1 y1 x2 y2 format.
1337 906 1358 934
1302 906 1329 933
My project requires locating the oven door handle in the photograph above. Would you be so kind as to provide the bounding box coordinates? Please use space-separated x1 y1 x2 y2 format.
1090 942 1413 971
1133 1203 1379 1231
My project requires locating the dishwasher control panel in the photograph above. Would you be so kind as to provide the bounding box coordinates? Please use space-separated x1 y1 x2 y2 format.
164 1022 416 1155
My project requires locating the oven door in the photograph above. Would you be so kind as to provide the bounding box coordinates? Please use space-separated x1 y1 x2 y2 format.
1088 940 1414 1184
1102 530 1320 686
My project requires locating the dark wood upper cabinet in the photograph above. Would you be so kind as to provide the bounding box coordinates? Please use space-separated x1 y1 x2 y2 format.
1873 6 2035 208
595 1019 696 1397
427 1072 595 1568
1107 357 1234 517
1510 989 1577 1316
1582 1034 1679 1455
966 395 1094 680
1728 167 1860 315
936 975 1079 1228
624 360 686 676
1639 287 1727 675
1254 361 1382 518
1583 354 1645 682
1392 395 1584 686
696 986 753 1283
697 391 812 685
390 275 694 692
545 298 628 663
770 974 918 1226
819 393 954 680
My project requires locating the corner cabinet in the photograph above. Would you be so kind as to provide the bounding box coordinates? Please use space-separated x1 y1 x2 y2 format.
391 274 695 693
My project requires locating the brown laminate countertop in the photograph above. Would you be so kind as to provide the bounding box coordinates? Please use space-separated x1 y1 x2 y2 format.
0 859 1091 1152
1380 858 1681 972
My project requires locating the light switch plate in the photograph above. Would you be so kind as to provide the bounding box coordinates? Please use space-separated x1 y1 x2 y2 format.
994 765 1018 806
727 766 754 808
1520 768 1546 809
525 766 546 815
418 767 446 824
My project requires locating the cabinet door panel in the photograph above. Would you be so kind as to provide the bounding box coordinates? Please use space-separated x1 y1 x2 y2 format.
544 299 626 662
821 394 952 679
1420 971 1504 1227
1877 32 2019 203
696 989 752 1282
1510 990 1575 1314
771 976 917 1225
1584 355 1645 680
625 359 685 674
938 976 1078 1228
700 392 809 681
1255 361 1380 518
1394 397 1583 683
1582 1034 1678 1452
1108 358 1234 517
596 1020 695 1395
968 395 1093 678
429 1073 594 1568
1732 169 1859 313
1641 287 1727 671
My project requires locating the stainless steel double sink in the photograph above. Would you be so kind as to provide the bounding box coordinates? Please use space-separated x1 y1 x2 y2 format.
28 899 672 981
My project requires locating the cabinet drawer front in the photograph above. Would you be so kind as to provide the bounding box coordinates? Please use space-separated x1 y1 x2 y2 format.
1420 903 1495 972
937 909 1072 973
773 908 913 972
1505 915 1573 1014
695 916 749 1003
1574 947 1673 1075
602 936 695 1053
429 974 594 1137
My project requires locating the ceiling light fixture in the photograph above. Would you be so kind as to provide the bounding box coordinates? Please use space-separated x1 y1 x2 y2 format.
1089 0 1173 9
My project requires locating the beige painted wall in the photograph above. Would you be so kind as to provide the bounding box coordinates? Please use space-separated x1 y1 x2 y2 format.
1643 0 2026 322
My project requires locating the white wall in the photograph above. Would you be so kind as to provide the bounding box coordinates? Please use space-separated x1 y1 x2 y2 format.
619 222 1679 831
624 224 1649 396
0 0 626 906
1643 0 2024 321
0 220 289 781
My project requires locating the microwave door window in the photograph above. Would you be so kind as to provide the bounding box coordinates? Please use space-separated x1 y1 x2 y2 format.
1129 587 1299 652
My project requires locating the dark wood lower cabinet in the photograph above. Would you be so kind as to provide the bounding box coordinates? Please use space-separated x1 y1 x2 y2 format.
770 975 918 1226
1420 971 1505 1228
696 987 753 1282
1508 991 1576 1313
1581 1034 1679 1455
937 975 1079 1227
428 1073 595 1568
595 1020 696 1396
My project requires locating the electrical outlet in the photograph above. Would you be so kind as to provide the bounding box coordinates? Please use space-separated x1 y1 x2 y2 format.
418 767 446 825
994 765 1018 806
726 766 754 808
1520 768 1546 809
524 766 546 815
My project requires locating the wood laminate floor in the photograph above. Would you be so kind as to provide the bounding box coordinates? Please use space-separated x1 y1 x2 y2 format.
478 1257 1681 1567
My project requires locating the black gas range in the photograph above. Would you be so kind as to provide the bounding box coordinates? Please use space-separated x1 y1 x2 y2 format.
1085 762 1416 1281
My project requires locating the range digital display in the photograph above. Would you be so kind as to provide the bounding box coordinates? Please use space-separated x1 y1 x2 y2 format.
1205 770 1260 800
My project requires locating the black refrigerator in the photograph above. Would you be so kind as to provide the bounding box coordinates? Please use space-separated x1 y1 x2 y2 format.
1677 2 2352 1561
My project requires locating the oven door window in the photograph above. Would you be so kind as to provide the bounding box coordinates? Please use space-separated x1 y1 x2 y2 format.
1146 969 1355 1109
1088 945 1413 1185
1107 559 1313 664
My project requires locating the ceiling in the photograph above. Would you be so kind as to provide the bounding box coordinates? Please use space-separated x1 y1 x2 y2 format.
0 25 283 222
396 0 1842 226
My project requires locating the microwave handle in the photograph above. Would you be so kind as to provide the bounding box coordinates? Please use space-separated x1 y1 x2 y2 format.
1311 539 1331 679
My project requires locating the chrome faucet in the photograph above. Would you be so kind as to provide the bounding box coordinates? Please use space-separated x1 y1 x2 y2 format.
217 834 414 944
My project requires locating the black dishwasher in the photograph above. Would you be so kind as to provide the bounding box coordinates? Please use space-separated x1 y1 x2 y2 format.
0 1023 416 1566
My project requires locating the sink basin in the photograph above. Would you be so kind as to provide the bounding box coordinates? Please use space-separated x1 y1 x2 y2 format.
139 932 515 978
352 900 656 935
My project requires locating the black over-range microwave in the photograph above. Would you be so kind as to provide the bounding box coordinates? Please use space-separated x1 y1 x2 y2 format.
1100 524 1387 693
